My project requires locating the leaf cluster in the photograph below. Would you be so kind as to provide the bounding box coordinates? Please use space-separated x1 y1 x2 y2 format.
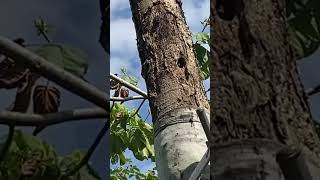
110 103 155 165
0 130 100 180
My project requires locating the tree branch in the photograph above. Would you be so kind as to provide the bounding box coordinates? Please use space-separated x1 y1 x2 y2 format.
0 36 109 111
306 84 320 97
0 108 108 126
63 120 108 177
0 125 15 164
110 96 145 102
128 99 146 121
110 73 148 98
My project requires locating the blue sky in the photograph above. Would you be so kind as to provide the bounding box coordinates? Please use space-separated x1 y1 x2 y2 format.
110 0 210 175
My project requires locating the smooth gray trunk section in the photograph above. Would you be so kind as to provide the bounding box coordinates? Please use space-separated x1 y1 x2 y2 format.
154 107 209 180
212 139 284 180
212 139 320 180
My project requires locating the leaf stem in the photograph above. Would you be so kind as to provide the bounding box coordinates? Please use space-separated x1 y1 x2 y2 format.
62 121 108 177
128 99 146 122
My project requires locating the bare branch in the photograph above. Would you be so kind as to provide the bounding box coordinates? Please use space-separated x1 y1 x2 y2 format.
110 73 148 98
0 108 108 126
63 120 108 177
306 84 320 97
0 36 109 111
0 125 15 164
128 99 146 121
110 96 145 102
144 109 150 122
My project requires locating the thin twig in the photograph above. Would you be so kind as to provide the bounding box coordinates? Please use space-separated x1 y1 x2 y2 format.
110 101 115 112
110 73 148 98
110 96 145 102
0 108 108 126
306 84 320 97
128 99 146 122
0 125 15 164
144 109 150 122
206 87 212 93
194 17 210 45
62 121 108 177
24 43 46 47
200 18 209 33
0 36 109 110
40 32 51 43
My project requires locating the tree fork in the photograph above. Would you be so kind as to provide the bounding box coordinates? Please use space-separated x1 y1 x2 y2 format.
129 0 210 179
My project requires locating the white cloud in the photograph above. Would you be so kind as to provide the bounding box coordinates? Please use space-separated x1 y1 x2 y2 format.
110 56 134 74
110 18 138 58
182 0 210 32
110 0 130 11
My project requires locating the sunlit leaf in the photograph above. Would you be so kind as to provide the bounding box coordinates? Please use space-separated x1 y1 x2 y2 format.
193 32 210 44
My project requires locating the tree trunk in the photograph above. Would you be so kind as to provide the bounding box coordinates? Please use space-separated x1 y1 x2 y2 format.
210 0 320 179
99 0 110 53
129 0 210 179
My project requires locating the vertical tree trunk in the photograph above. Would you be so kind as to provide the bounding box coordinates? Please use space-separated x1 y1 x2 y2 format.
99 0 110 53
210 0 320 179
129 0 210 179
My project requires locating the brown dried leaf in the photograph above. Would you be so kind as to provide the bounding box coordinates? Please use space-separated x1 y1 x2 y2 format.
0 58 28 89
33 85 60 114
11 73 39 112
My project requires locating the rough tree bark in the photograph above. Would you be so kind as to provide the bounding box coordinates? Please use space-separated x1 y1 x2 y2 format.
129 0 210 179
210 0 320 179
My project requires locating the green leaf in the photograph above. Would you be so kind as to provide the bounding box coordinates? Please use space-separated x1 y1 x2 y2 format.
110 133 126 156
120 112 129 130
14 130 43 152
34 17 54 35
194 44 210 80
193 32 210 44
119 153 127 166
0 131 101 179
121 76 138 87
32 44 89 77
288 26 305 58
289 11 319 41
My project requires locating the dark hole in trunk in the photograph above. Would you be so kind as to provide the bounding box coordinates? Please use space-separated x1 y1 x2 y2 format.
177 57 186 68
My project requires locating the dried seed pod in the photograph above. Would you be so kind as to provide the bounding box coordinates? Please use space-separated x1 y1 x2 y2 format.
120 87 129 98
33 85 60 114
110 79 119 90
110 74 120 90
32 85 60 136
114 87 120 97
116 111 124 121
